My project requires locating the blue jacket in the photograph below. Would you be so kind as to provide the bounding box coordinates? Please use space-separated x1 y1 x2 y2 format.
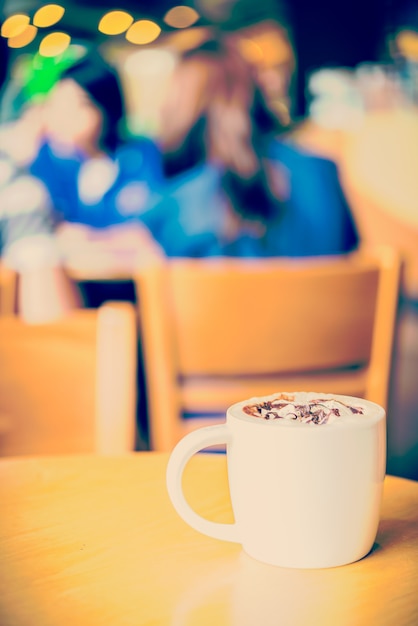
139 139 359 258
29 138 164 228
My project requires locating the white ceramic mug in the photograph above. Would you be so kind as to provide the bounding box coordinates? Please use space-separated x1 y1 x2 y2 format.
166 392 386 569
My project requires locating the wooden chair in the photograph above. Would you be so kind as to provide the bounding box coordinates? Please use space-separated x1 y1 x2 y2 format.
135 247 401 451
0 263 17 316
0 302 137 456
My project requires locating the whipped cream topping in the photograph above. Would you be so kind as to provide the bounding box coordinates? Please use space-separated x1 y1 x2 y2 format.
243 393 364 425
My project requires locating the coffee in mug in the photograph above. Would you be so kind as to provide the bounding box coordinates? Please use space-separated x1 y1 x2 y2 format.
166 392 386 569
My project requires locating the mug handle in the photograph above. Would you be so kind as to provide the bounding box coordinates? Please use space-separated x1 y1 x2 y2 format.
166 424 240 543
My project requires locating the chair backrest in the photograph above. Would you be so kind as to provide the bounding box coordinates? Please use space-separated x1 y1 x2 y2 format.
135 247 401 451
0 263 17 316
0 302 137 456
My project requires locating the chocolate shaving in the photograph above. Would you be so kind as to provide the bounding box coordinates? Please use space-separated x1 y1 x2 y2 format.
243 394 364 425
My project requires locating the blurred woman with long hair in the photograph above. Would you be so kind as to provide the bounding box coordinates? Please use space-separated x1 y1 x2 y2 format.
28 51 164 229
139 38 358 258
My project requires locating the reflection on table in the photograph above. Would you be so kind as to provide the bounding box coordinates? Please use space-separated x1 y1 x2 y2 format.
1 453 417 626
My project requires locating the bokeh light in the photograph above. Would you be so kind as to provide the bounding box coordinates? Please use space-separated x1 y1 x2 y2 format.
122 48 177 136
39 31 71 57
7 24 37 49
124 48 177 77
236 38 263 64
1 14 30 38
164 26 211 52
33 4 65 28
126 20 161 45
252 30 293 67
396 30 418 61
98 10 134 35
164 6 200 29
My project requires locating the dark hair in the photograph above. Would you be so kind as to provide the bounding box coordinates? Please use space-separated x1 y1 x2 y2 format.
222 82 284 221
162 38 284 220
60 52 125 152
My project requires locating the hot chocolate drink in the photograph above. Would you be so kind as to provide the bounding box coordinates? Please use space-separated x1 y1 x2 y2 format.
167 391 386 568
242 391 365 425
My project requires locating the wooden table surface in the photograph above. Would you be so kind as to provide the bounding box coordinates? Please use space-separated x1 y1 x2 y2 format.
1 452 417 626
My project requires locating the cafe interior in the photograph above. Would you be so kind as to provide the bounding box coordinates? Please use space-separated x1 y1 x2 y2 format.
0 1 418 624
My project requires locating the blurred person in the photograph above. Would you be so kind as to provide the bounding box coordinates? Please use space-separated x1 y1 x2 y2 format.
0 42 81 323
26 52 164 229
137 38 358 258
0 50 165 309
228 18 296 125
0 146 81 323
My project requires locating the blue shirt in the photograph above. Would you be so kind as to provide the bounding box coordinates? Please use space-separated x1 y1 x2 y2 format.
29 138 164 229
139 139 359 258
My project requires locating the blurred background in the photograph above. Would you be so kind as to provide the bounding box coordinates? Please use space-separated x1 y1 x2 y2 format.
1 0 418 477
1 0 417 131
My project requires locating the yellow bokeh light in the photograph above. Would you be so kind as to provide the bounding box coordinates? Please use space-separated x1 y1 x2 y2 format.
7 24 37 49
1 14 30 38
98 10 134 35
164 6 199 29
33 4 65 28
254 31 293 67
397 30 418 61
126 20 161 45
39 31 71 57
165 26 211 52
237 38 264 64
